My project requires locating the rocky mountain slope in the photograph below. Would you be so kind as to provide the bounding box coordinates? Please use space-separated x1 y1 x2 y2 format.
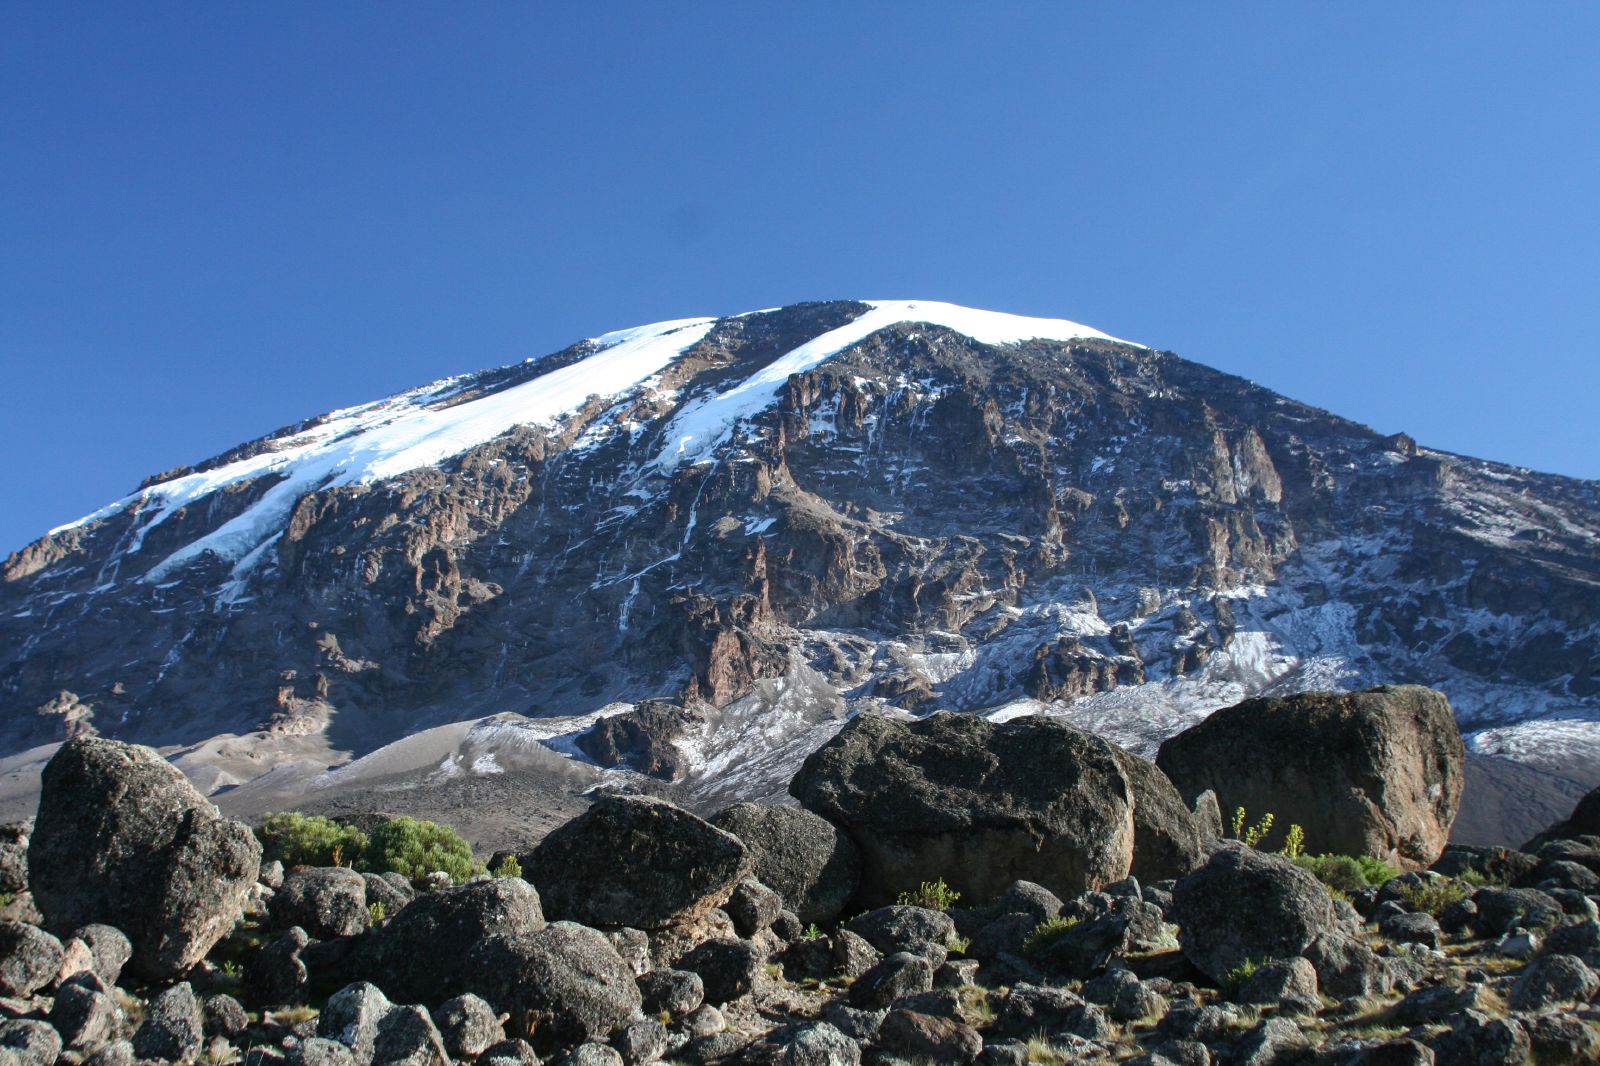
3 300 1598 837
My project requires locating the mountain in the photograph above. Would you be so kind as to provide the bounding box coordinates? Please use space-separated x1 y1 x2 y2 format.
3 300 1598 846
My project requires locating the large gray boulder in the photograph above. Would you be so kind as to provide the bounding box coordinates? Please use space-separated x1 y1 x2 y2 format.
1156 685 1465 868
527 796 749 929
790 712 1135 905
358 876 544 1004
708 803 861 925
28 737 261 981
1172 843 1337 984
464 922 642 1051
272 868 369 939
1526 784 1600 851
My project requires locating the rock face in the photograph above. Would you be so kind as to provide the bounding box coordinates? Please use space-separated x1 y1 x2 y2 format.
4 301 1598 841
28 737 261 981
1172 843 1337 983
527 796 748 929
790 712 1136 905
1156 686 1465 868
708 803 861 925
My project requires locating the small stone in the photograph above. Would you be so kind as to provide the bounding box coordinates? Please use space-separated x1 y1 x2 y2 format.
132 982 205 1063
431 993 505 1059
849 952 932 1010
638 969 703 1017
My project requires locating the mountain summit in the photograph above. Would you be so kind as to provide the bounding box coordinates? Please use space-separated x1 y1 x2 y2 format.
4 300 1597 839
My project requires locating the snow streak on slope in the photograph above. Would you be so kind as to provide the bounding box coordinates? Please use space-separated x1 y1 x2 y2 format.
655 300 1134 467
55 316 719 582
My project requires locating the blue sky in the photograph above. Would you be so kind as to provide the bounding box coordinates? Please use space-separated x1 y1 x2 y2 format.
3 4 1597 554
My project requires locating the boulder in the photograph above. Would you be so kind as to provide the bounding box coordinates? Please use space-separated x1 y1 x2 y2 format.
723 878 783 938
50 977 120 1053
1172 843 1336 984
1109 750 1208 882
0 922 62 996
637 968 703 1017
1155 685 1464 868
0 823 29 895
1526 784 1600 850
0 1019 62 1066
28 738 261 981
528 796 749 929
848 951 933 1010
790 713 1136 904
464 922 642 1050
272 868 369 939
132 983 204 1064
431 995 504 1059
74 925 131 986
675 937 763 1005
708 803 862 925
357 875 544 1003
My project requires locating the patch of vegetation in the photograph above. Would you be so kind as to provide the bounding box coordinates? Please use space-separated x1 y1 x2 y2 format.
1222 957 1263 998
958 984 995 1026
1280 823 1306 860
256 812 369 869
362 816 485 884
803 922 823 939
896 878 961 911
1022 915 1081 957
1293 853 1401 895
947 934 971 955
367 901 387 925
1396 879 1470 918
1231 807 1275 848
489 854 522 879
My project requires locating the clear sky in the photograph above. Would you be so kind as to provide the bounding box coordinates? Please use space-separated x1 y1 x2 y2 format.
3 4 1598 555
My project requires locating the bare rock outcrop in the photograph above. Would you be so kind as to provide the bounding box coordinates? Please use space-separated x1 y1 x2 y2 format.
790 712 1136 905
1156 685 1465 868
28 737 260 981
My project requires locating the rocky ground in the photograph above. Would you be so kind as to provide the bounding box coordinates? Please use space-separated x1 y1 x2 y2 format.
0 687 1595 1066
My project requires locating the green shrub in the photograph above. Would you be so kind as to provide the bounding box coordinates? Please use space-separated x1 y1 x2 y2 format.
367 901 387 924
1223 957 1263 997
362 816 484 884
896 878 961 911
257 812 369 869
1231 807 1275 848
1293 853 1402 895
1396 879 1470 918
1022 915 1081 957
489 854 522 879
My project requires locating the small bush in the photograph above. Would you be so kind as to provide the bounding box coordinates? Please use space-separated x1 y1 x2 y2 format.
896 878 961 911
489 854 522 879
367 901 387 924
362 816 484 884
257 812 369 869
1223 957 1262 997
1022 915 1081 957
1294 853 1401 895
1396 879 1469 918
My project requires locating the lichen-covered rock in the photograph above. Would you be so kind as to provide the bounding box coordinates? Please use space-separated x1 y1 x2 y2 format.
317 982 393 1064
1156 685 1465 869
28 738 260 981
74 924 131 986
638 968 704 1018
0 922 62 996
709 803 862 925
50 976 121 1053
430 994 505 1060
132 983 205 1064
272 868 369 939
0 1019 63 1066
848 951 932 1010
529 796 748 929
0 823 29 895
724 878 783 938
791 713 1136 905
371 1004 450 1066
845 906 955 961
358 875 544 1003
676 937 763 1005
1172 843 1336 984
465 922 642 1050
1509 953 1599 1011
